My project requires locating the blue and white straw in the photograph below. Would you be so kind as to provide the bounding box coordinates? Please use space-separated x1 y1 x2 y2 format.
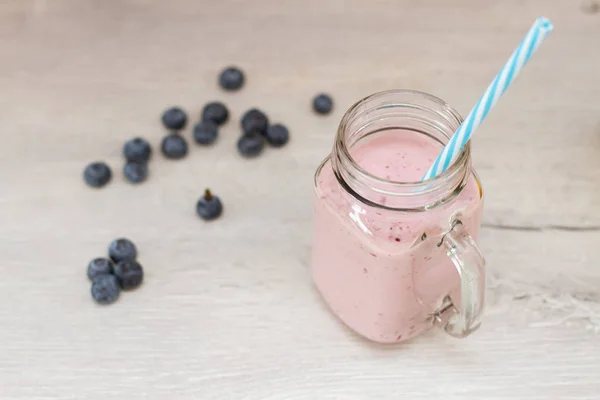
422 17 553 181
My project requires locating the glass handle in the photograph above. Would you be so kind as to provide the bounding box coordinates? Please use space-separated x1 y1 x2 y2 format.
433 220 486 338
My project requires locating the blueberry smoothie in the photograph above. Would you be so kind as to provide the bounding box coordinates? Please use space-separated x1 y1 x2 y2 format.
312 130 483 343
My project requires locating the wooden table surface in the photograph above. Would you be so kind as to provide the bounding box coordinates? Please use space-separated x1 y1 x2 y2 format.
1 1 599 398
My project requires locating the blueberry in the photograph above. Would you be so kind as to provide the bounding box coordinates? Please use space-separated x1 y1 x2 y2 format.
161 133 188 159
193 121 219 145
87 258 114 280
91 274 120 304
241 108 269 135
237 132 265 157
202 102 229 126
83 162 112 188
114 260 144 290
196 189 223 221
123 161 148 184
108 238 137 263
219 66 245 91
313 93 333 115
123 137 152 163
581 0 600 14
265 124 289 147
162 107 188 130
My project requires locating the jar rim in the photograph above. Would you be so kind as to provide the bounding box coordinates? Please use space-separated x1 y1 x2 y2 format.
326 89 473 211
336 89 470 189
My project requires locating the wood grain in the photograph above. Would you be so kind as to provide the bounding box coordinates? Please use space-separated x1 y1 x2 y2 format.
1 1 599 398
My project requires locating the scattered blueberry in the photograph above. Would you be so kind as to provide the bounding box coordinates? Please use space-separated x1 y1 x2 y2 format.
581 0 600 14
196 189 223 221
202 102 229 126
313 93 333 115
219 66 245 91
87 258 114 280
108 238 137 263
114 260 144 290
91 274 121 304
265 124 290 147
162 107 188 130
237 132 265 158
123 137 152 163
193 120 219 145
123 161 148 184
161 133 188 159
241 108 269 135
83 162 112 188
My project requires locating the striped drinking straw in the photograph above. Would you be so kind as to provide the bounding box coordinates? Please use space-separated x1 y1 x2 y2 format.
422 17 553 181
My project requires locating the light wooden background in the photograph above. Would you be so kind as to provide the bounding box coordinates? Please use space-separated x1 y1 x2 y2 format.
1 1 599 398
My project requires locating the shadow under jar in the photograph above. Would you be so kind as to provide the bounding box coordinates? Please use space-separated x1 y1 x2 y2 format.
312 90 486 343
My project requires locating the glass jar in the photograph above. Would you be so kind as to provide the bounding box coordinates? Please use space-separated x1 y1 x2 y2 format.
312 90 485 343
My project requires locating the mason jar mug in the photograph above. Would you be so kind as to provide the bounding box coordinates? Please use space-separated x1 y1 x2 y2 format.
312 90 486 343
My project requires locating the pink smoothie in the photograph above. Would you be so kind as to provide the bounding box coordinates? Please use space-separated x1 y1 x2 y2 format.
312 130 483 343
